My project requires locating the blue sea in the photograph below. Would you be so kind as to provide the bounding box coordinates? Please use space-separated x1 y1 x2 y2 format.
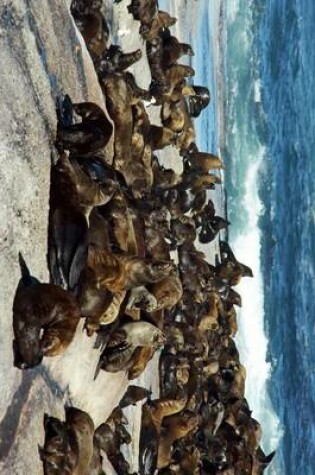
162 0 315 473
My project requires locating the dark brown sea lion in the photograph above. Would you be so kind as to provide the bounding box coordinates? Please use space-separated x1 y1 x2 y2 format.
71 0 109 58
127 0 157 23
13 254 81 369
95 414 134 475
140 10 177 41
119 385 152 408
150 272 183 310
97 45 142 74
148 125 177 151
160 28 194 67
146 36 171 99
152 155 182 190
158 411 200 469
139 403 159 475
40 407 95 475
187 85 211 117
56 101 113 157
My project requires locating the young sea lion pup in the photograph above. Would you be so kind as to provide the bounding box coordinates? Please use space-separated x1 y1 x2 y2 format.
39 407 96 475
13 254 81 369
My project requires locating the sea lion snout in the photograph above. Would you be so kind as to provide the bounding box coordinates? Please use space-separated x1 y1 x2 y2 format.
152 331 166 347
13 338 43 369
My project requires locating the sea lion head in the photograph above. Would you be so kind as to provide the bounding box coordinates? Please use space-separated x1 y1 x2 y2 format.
13 332 43 369
147 260 175 280
150 329 166 348
183 44 195 56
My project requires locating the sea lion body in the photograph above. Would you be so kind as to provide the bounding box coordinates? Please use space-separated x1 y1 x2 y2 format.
101 74 133 169
41 408 95 475
13 280 80 369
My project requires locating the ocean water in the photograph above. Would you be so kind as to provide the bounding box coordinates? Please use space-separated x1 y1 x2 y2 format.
223 0 315 473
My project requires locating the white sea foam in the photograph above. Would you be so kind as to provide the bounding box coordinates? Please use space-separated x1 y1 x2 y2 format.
231 149 283 456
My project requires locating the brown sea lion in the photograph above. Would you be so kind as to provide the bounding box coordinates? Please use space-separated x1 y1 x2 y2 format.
100 73 133 169
164 64 195 91
149 394 188 433
191 151 224 172
13 254 81 369
40 407 95 475
56 101 113 157
161 99 186 134
97 45 142 74
126 286 158 313
141 10 177 41
119 385 152 408
146 36 171 99
71 0 109 58
152 155 182 190
148 125 177 150
197 291 223 332
128 346 155 380
157 411 200 469
160 28 194 67
87 245 174 292
95 321 165 375
150 273 183 311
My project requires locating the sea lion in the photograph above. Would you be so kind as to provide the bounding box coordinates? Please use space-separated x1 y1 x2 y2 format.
164 64 195 91
87 245 174 293
128 346 156 380
56 101 113 157
146 37 171 99
140 10 177 41
160 28 194 67
40 407 95 475
95 321 165 375
126 286 158 313
139 403 159 475
161 99 186 134
95 415 133 475
187 86 211 117
148 394 188 433
170 216 196 246
157 411 200 469
100 73 133 169
71 0 109 58
152 155 182 190
13 254 81 369
148 125 177 151
97 45 142 74
150 273 183 311
119 385 152 408
197 291 223 332
48 153 117 294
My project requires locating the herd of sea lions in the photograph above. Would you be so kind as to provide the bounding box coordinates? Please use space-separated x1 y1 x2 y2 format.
11 0 275 473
